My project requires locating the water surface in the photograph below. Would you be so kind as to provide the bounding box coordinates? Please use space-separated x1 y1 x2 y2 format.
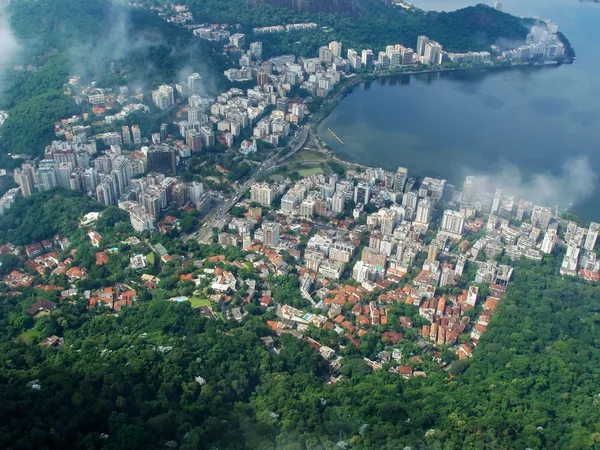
318 0 600 219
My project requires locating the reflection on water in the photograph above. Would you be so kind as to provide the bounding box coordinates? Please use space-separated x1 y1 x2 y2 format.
317 0 600 219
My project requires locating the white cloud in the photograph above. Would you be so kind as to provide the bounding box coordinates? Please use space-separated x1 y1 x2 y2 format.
0 13 20 72
467 156 596 209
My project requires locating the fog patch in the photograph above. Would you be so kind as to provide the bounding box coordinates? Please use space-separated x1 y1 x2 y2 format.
464 156 596 209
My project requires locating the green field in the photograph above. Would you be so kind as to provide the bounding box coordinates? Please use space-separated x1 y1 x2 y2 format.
190 297 212 308
290 150 329 163
298 167 324 177
146 252 155 265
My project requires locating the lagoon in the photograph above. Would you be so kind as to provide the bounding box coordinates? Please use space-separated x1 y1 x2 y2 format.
318 0 600 220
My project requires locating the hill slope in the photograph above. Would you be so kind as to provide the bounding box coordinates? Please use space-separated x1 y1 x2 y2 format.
0 0 227 158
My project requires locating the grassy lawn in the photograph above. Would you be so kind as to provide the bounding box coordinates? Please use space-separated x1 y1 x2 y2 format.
298 167 324 177
190 297 212 308
146 252 155 265
290 149 329 163
18 329 41 345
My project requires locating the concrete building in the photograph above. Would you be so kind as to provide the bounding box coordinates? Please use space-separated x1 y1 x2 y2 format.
147 145 177 176
560 244 580 276
329 41 342 58
250 41 263 59
394 167 408 193
423 41 442 65
491 188 502 214
329 242 354 263
440 210 466 238
417 35 429 56
262 221 280 247
131 125 142 145
361 247 387 268
14 168 34 197
56 162 73 189
331 192 345 214
152 85 175 110
189 181 204 205
354 182 370 204
415 197 433 225
300 199 316 218
250 183 274 206
584 222 599 251
380 209 397 236
419 177 446 201
36 162 58 192
361 49 374 71
541 229 557 254
186 130 203 153
188 72 202 94
531 205 553 230
119 201 156 233
122 126 132 146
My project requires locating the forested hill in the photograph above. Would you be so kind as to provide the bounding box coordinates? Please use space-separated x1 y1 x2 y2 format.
0 213 599 450
187 0 531 54
0 0 227 159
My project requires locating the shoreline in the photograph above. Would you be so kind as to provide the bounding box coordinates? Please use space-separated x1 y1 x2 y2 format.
308 60 569 172
311 60 566 135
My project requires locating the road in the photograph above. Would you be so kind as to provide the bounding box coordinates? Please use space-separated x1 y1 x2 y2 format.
192 125 313 243
276 125 310 164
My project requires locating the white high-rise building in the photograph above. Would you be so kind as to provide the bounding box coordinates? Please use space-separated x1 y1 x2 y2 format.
584 222 599 251
440 210 466 238
189 181 204 205
415 197 433 225
250 183 274 206
402 191 419 211
36 162 58 192
188 73 202 94
329 41 342 58
262 221 280 247
354 183 370 204
394 167 408 193
152 85 175 110
300 199 316 218
332 192 345 214
541 229 557 254
423 41 442 65
56 162 74 189
380 209 397 236
361 49 374 71
14 168 34 197
491 188 502 214
417 35 429 56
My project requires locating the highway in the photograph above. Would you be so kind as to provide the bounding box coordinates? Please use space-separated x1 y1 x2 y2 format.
194 125 310 243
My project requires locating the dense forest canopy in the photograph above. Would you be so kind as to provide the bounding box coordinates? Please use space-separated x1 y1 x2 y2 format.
0 190 104 245
187 0 531 56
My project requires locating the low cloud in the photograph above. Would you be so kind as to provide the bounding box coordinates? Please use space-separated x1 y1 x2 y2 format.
466 156 596 209
0 12 21 89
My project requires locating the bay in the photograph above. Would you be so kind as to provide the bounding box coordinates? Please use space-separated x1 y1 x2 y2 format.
318 0 600 220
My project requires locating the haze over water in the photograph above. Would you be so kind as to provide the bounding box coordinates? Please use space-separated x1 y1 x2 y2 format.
318 0 600 220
